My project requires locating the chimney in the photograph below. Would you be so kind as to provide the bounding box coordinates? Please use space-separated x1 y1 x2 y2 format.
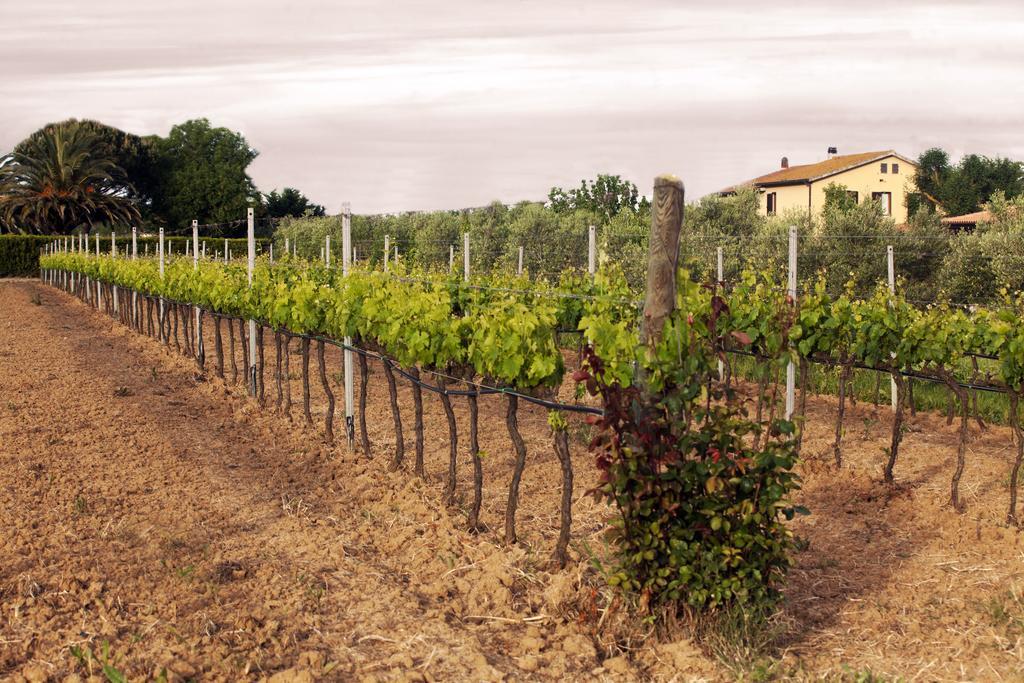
827 146 838 159
780 156 789 169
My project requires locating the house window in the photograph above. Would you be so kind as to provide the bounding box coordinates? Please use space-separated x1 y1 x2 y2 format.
881 163 888 173
767 192 777 215
847 190 859 204
872 191 892 215
892 163 900 174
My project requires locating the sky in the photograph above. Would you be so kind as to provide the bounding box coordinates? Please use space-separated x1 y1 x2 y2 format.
2 0 1023 214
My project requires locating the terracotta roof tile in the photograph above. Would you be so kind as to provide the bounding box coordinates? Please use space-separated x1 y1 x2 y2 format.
721 150 912 193
941 210 992 225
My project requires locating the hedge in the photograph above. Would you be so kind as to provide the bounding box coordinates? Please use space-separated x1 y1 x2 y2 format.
0 235 271 278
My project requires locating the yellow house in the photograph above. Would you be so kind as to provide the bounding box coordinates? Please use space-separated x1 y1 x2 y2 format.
722 149 919 224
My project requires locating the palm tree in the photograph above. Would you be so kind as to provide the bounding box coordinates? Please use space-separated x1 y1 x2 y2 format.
0 123 141 234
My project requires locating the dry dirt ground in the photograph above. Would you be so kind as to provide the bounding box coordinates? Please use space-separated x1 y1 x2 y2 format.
2 278 1023 682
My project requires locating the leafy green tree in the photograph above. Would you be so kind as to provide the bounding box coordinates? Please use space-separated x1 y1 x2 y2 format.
264 187 325 218
13 119 158 214
548 174 649 221
822 182 859 213
150 119 259 231
911 147 1024 216
0 123 140 234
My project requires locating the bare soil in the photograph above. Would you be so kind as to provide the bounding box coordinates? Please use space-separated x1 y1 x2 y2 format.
2 279 1023 682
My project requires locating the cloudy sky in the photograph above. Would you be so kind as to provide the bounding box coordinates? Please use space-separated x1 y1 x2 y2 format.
2 1 1022 213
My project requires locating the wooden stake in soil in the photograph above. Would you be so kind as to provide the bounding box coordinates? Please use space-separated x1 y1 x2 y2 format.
467 381 483 531
552 420 573 569
213 315 224 379
410 367 425 477
640 174 684 351
257 326 266 403
440 380 459 502
275 331 283 410
301 337 313 427
283 334 293 419
358 352 372 457
883 371 908 483
228 318 238 383
318 339 335 443
382 358 405 467
1007 391 1023 526
504 394 528 545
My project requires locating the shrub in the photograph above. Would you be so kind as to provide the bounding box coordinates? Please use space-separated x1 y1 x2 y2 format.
576 279 805 615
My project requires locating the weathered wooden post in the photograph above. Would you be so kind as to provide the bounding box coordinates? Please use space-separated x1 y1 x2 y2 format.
640 174 685 349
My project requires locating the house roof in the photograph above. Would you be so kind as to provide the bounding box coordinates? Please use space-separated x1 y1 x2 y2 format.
721 150 916 193
941 210 991 226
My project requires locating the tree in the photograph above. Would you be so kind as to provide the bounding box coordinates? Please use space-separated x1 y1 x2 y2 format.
0 123 140 234
548 174 649 221
911 147 1024 216
150 119 259 232
264 187 325 218
823 183 859 213
14 119 158 213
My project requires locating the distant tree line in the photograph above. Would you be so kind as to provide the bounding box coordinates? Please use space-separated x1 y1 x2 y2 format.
0 118 323 236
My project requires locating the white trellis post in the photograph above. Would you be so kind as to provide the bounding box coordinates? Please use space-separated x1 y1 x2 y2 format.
518 246 524 276
325 235 331 266
888 245 897 413
342 202 355 449
588 224 596 275
285 237 289 257
463 232 470 282
224 238 228 263
159 228 165 337
384 235 390 273
247 208 257 397
95 232 102 309
269 243 274 263
202 241 206 259
717 245 724 380
131 227 138 323
320 246 325 262
785 225 797 420
394 244 399 264
193 220 203 362
111 231 119 315
449 244 454 270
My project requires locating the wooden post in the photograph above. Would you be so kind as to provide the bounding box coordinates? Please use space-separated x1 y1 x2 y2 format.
111 230 116 257
518 246 524 276
224 238 228 263
247 208 257 397
269 243 274 263
588 224 596 275
342 202 356 449
449 244 454 270
640 175 684 348
888 245 897 413
285 237 289 257
463 232 470 282
325 235 331 266
384 235 390 273
785 225 797 420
